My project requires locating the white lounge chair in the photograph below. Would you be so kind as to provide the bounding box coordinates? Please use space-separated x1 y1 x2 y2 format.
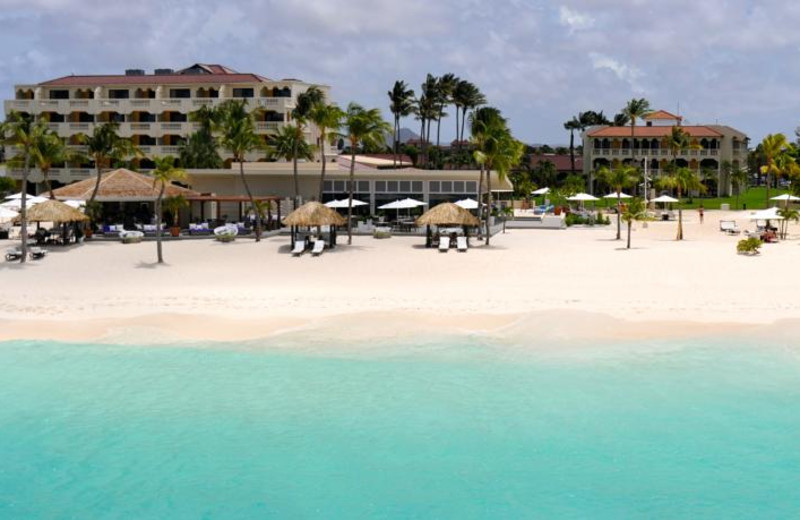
291 240 306 256
719 220 740 235
5 247 22 261
456 236 468 252
28 247 47 260
311 240 325 256
439 236 450 252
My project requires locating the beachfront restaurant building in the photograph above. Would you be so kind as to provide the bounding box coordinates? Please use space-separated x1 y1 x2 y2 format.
185 160 513 219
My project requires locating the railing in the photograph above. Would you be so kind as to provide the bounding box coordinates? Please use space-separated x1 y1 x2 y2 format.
69 123 91 131
192 99 215 106
130 100 151 107
161 122 184 130
161 146 181 154
69 100 89 108
256 121 282 131
130 123 151 130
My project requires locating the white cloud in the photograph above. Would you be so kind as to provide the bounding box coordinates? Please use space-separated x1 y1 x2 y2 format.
559 5 594 32
588 53 644 92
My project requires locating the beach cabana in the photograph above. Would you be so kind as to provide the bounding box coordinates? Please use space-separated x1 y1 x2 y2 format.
415 202 480 248
283 201 346 249
14 199 89 245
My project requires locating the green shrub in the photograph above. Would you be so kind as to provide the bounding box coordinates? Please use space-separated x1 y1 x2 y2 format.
736 237 761 255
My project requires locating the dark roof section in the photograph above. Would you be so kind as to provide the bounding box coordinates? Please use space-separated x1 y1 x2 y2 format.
38 63 278 87
529 153 583 172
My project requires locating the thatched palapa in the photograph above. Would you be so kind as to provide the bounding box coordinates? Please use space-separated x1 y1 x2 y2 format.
283 202 346 227
52 168 199 201
416 202 480 227
15 199 89 223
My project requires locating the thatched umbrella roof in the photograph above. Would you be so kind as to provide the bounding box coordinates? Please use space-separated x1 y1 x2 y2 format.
51 168 199 201
283 202 346 227
415 202 480 227
15 199 89 223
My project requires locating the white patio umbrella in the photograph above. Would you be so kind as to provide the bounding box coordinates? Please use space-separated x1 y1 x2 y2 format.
378 198 427 221
566 193 600 202
770 194 800 202
0 206 18 223
749 207 784 220
651 195 679 204
603 192 632 199
455 198 480 210
3 193 48 204
63 200 86 209
531 187 550 196
1 198 46 210
325 198 368 208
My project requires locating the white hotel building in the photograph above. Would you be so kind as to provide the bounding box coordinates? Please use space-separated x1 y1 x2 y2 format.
4 63 330 186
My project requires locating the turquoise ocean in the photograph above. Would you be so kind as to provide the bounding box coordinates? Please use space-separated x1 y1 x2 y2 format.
2 335 800 519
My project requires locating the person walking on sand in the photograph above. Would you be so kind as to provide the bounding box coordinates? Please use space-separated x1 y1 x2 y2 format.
698 205 704 224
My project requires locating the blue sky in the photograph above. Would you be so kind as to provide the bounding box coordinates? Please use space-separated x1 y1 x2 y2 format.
1 0 798 145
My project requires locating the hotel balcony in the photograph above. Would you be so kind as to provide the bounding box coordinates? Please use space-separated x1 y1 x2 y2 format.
5 96 294 116
590 148 720 158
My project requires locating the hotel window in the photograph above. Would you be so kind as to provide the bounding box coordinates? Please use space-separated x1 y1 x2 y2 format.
233 88 255 98
399 181 411 192
387 181 398 192
453 181 465 193
49 90 69 99
466 181 477 193
108 89 130 99
412 181 423 192
169 89 191 99
429 181 440 193
375 181 386 192
441 181 453 193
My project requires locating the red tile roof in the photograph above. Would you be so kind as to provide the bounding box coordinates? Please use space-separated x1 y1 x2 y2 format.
643 110 682 121
587 125 722 138
529 154 583 172
38 63 274 87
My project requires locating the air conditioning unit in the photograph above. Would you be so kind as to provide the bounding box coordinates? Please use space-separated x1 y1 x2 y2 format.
154 68 175 76
125 69 145 76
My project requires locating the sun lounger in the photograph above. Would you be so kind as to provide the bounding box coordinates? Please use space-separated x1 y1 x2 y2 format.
28 247 47 260
439 236 450 252
456 236 468 252
720 220 740 235
311 240 325 256
291 240 306 256
5 247 22 261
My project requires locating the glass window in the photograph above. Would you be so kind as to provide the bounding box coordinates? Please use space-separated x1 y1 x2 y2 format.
233 88 254 98
49 90 69 100
412 181 423 192
441 181 453 193
323 180 334 192
399 181 410 192
429 181 440 193
387 181 398 192
466 181 477 193
169 89 190 99
454 181 465 193
358 181 370 192
375 181 386 192
109 89 130 99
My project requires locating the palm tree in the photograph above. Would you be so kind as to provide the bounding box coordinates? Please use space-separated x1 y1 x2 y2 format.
564 116 582 175
418 74 439 166
282 86 324 206
613 113 630 127
181 105 222 168
778 206 799 239
597 165 639 240
456 81 486 155
216 99 265 241
271 124 315 203
434 73 458 150
79 122 139 205
149 156 186 264
665 126 699 172
342 103 391 244
621 197 647 249
470 107 505 234
622 98 652 167
658 167 706 240
387 81 415 168
760 134 791 204
471 109 524 244
309 102 345 201
730 164 749 210
31 131 85 199
2 111 46 263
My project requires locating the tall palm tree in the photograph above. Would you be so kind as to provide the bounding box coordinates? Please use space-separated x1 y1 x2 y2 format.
470 107 505 235
418 74 439 166
342 103 391 244
471 108 524 244
2 111 46 263
387 81 415 168
31 131 85 199
434 73 458 150
621 197 647 249
665 126 698 171
216 99 265 241
309 102 345 201
658 167 706 240
613 113 630 127
271 124 315 202
622 98 652 168
283 86 324 206
564 116 582 175
79 122 139 205
759 133 791 205
457 82 486 150
181 105 222 168
150 156 186 264
597 164 638 240
729 164 749 210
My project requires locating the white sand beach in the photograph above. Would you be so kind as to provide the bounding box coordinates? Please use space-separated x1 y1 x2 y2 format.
1 210 798 343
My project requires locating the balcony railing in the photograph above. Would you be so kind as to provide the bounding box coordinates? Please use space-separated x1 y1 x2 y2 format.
256 121 283 132
592 148 720 158
161 122 184 130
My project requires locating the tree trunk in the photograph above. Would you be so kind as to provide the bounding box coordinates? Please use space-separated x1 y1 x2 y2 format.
44 168 55 199
239 158 261 242
569 130 576 175
347 145 356 245
318 135 328 202
19 152 30 263
393 117 399 169
293 134 300 207
156 184 165 264
616 191 622 240
485 166 492 245
627 220 632 249
419 118 426 167
89 159 102 205
476 165 485 238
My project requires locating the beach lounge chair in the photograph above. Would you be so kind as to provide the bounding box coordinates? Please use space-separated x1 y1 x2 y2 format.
439 236 450 252
5 247 22 261
311 240 325 256
719 220 740 235
456 236 468 252
28 247 47 260
291 240 306 256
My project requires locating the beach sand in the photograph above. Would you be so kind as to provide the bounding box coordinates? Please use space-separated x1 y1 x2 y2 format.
1 209 798 343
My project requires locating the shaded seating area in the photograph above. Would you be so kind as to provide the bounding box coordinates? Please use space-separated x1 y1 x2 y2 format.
416 202 481 250
283 202 346 256
15 199 90 246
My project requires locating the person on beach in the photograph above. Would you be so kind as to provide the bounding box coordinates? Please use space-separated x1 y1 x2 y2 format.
698 206 704 224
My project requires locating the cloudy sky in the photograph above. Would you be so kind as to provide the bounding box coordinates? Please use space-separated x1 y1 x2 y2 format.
1 0 798 145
